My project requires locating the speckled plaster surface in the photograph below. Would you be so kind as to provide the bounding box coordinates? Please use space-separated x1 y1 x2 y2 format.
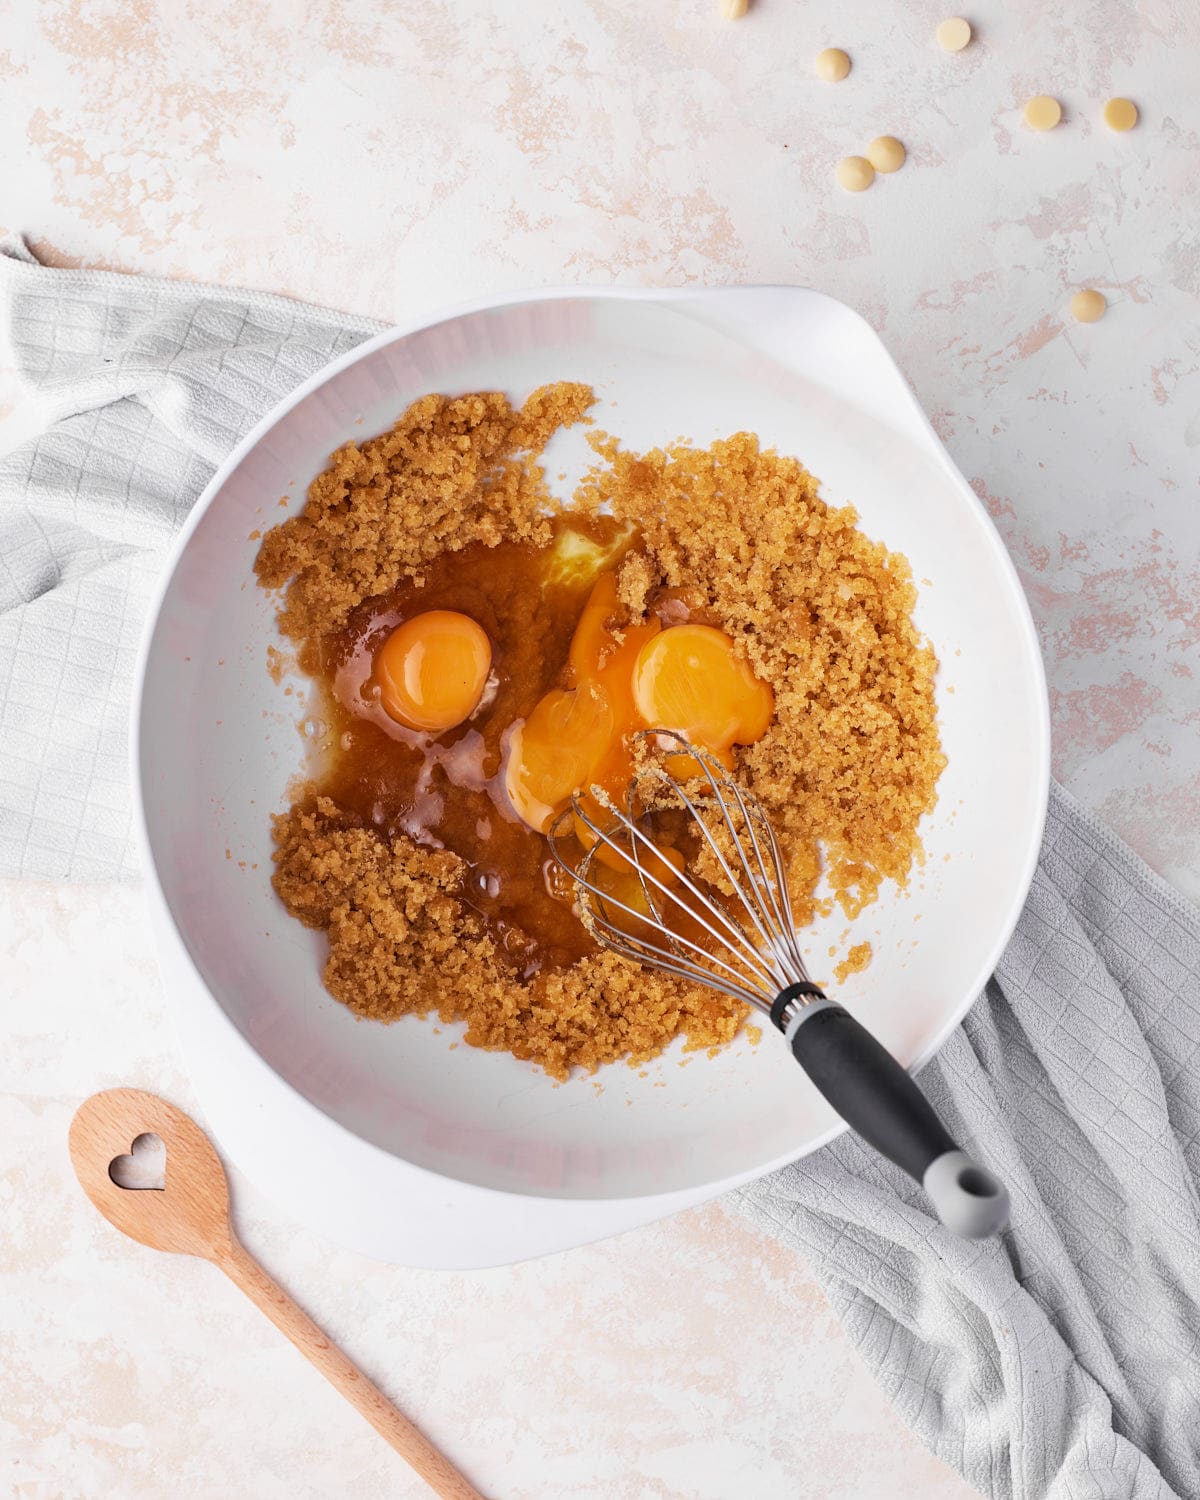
1 0 1197 1495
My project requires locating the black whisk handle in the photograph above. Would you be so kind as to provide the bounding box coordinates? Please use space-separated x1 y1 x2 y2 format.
782 999 1009 1239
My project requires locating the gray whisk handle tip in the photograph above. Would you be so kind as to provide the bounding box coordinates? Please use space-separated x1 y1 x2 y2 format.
922 1150 1010 1238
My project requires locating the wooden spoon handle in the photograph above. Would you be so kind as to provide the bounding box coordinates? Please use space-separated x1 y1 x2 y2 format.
218 1238 486 1500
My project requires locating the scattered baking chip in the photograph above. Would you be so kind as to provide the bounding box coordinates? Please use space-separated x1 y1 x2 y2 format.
1103 97 1138 131
815 47 851 81
867 136 906 173
836 155 875 192
935 17 972 51
1024 95 1062 130
1070 289 1106 323
720 0 748 17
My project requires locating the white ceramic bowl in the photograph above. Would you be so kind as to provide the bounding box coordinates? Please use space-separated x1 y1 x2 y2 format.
134 287 1049 1267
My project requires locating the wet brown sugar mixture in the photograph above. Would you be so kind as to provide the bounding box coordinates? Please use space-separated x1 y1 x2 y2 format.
256 384 945 1078
311 515 638 973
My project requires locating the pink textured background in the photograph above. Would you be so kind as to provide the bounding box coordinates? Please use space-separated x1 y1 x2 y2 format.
1 0 1197 1494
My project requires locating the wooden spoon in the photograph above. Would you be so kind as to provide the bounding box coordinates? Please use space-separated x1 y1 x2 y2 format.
69 1088 486 1500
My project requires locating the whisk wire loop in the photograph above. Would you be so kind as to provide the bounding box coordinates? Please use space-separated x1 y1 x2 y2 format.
548 733 815 1016
564 792 781 1003
653 746 808 983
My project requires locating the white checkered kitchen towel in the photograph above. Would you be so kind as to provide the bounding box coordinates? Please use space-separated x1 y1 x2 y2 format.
0 235 384 877
3 238 1198 1499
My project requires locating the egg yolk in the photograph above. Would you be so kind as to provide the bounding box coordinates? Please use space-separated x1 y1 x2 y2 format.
504 684 614 833
375 610 492 734
632 623 774 752
504 574 774 834
566 571 661 798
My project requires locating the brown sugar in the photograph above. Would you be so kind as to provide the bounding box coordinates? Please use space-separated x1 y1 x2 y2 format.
833 941 873 984
257 385 943 1078
254 385 594 654
578 428 945 923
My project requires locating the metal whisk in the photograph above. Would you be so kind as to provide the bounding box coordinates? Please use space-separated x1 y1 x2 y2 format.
550 732 1009 1239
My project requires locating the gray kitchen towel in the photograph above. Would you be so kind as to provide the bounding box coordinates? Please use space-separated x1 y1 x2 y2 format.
3 240 1198 1499
0 235 383 878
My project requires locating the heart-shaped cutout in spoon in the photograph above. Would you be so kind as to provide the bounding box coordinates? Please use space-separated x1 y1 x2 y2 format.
108 1131 166 1191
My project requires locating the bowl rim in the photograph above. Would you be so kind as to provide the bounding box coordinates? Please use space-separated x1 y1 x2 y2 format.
131 281 1051 1208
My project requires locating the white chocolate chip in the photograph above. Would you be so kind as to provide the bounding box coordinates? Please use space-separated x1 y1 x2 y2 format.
1023 95 1063 130
935 17 972 51
1103 97 1138 131
720 0 748 18
815 47 851 81
836 155 875 192
1070 289 1107 323
867 136 906 173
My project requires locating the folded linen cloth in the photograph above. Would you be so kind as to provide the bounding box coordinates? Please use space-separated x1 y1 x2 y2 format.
3 239 1197 1498
0 235 383 878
